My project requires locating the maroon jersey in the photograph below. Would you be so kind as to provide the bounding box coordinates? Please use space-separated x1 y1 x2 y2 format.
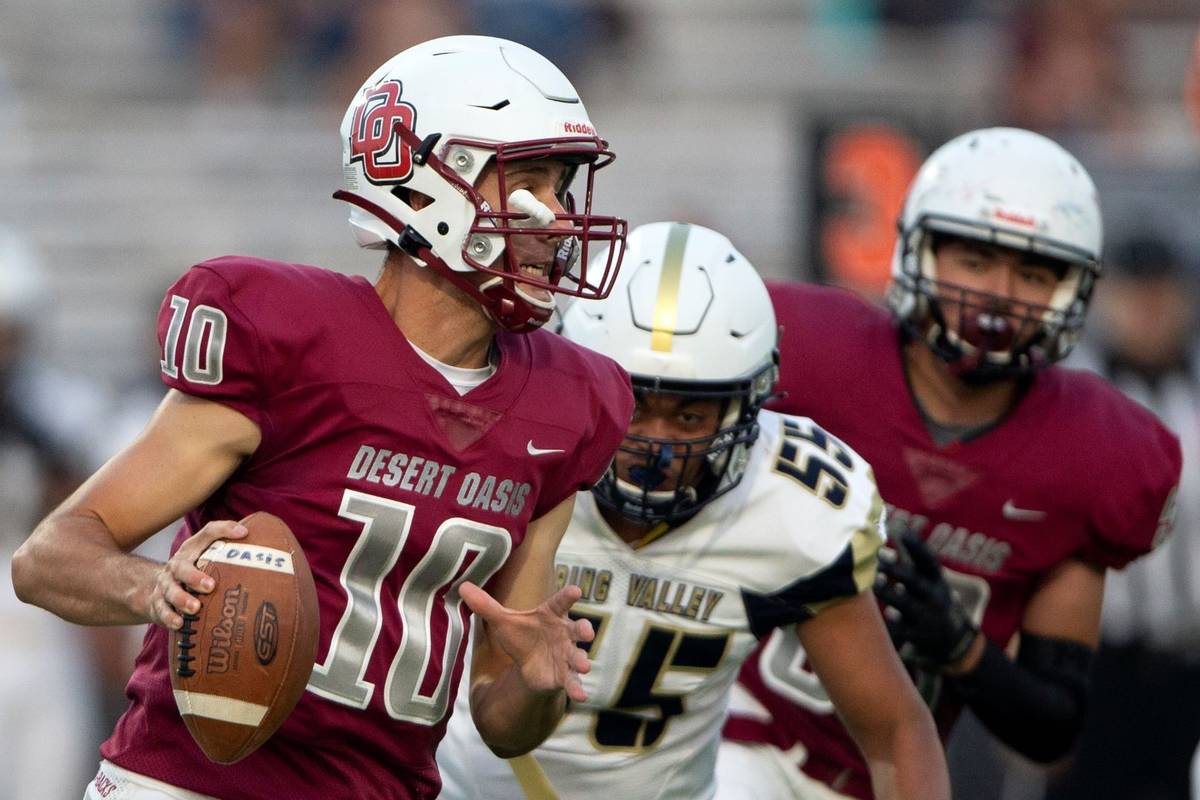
723 281 1180 798
101 257 632 800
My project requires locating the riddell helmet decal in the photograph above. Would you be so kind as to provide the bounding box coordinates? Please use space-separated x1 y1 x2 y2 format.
561 120 597 137
349 80 418 186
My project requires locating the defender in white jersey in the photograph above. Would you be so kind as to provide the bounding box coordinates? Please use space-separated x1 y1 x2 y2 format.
437 223 948 800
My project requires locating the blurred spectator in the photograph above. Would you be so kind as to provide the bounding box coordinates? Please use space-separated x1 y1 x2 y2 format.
878 0 975 26
171 0 468 103
470 0 631 80
170 0 638 103
1049 229 1200 800
1003 0 1137 148
93 284 175 469
0 227 121 798
167 0 633 104
0 60 25 167
1187 28 1200 138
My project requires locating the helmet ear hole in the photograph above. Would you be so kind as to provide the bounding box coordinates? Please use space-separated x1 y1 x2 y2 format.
391 186 435 212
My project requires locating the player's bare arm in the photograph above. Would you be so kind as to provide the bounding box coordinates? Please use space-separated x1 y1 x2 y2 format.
464 493 595 758
1021 557 1105 647
11 389 260 629
800 592 950 800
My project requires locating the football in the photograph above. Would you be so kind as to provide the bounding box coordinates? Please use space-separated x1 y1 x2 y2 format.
169 511 319 764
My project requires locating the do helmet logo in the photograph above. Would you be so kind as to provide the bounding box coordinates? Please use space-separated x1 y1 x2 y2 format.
349 80 417 185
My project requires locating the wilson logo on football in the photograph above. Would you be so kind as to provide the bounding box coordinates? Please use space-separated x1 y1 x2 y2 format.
349 80 418 185
207 584 244 675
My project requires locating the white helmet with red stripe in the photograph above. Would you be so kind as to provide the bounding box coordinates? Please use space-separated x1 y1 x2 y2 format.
337 35 627 332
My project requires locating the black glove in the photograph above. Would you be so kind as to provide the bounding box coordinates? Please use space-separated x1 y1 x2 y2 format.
874 533 978 668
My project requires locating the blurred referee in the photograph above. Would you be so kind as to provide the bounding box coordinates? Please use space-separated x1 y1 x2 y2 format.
1051 229 1200 800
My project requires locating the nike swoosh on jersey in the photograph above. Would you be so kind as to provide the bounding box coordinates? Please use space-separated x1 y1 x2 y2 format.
527 440 565 456
1002 500 1047 521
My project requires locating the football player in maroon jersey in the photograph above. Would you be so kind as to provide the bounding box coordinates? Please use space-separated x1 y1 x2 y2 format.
717 128 1182 799
12 36 631 800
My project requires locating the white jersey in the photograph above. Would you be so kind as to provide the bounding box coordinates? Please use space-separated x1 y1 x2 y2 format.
437 411 886 800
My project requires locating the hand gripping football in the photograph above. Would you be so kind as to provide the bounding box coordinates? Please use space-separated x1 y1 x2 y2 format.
169 512 319 764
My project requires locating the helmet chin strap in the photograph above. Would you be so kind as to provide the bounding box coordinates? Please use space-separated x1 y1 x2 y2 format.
476 275 553 332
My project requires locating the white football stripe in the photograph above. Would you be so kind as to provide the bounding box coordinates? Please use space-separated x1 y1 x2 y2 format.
200 541 295 574
173 690 268 726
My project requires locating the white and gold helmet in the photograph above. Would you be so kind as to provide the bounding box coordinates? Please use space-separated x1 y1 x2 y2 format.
562 222 778 523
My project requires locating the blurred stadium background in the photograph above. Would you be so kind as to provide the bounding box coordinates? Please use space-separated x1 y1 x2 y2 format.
1 1 1197 798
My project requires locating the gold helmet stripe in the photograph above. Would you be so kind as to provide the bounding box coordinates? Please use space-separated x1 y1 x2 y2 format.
650 223 691 352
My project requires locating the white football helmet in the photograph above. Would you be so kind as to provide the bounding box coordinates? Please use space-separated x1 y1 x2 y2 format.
563 222 778 523
336 35 627 332
887 127 1103 379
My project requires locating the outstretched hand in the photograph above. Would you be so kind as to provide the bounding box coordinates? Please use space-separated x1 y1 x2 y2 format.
874 533 978 668
459 581 595 703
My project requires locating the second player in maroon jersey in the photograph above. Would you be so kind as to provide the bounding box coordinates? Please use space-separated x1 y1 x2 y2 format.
718 128 1181 799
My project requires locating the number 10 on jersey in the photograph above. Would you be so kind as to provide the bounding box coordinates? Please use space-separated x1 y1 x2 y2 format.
308 490 512 724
